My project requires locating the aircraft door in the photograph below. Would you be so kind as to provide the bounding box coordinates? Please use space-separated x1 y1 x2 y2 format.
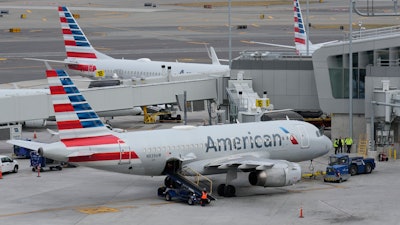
296 125 310 148
118 141 131 165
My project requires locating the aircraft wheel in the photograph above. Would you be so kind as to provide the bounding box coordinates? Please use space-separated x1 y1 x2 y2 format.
217 184 236 197
225 185 236 197
217 184 226 196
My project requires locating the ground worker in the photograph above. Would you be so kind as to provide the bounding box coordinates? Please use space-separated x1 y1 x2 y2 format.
338 137 343 153
345 137 353 153
201 188 208 207
333 138 339 154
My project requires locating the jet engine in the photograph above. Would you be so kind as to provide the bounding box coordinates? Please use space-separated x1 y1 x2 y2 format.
23 119 47 128
248 161 301 187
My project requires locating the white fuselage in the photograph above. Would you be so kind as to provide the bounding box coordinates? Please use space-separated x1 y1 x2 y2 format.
67 58 230 79
43 120 331 176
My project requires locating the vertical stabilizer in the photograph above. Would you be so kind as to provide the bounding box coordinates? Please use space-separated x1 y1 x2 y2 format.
58 6 113 61
293 0 312 55
46 69 122 148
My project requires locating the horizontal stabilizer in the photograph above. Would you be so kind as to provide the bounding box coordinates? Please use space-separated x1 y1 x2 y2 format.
7 139 45 151
247 41 296 50
24 57 68 64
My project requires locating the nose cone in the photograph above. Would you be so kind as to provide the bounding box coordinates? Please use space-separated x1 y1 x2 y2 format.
320 135 332 156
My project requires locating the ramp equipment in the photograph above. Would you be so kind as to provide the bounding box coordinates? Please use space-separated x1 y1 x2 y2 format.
162 171 217 201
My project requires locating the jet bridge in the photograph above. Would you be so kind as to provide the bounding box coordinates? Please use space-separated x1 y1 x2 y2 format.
226 75 274 123
0 76 222 128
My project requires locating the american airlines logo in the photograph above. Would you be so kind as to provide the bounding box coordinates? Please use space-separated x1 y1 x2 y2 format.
205 128 299 153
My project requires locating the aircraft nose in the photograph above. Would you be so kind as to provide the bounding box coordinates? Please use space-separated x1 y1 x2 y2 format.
322 135 332 155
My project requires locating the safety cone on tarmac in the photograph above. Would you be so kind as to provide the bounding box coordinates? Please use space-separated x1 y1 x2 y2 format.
299 207 304 218
0 167 3 179
33 130 37 139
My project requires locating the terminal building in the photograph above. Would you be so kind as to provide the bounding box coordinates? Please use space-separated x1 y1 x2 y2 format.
231 25 400 153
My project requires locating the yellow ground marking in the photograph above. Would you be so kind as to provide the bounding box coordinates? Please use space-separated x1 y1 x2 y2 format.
77 206 120 215
187 41 209 45
0 58 7 61
179 58 195 62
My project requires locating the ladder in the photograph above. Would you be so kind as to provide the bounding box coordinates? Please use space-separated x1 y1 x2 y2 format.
357 133 368 157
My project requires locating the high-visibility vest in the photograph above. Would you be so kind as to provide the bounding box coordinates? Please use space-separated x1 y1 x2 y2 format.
345 138 353 145
333 140 338 147
201 191 208 199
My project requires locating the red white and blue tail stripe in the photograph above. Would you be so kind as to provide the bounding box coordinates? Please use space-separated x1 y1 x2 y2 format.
58 6 112 61
293 0 311 55
46 69 122 149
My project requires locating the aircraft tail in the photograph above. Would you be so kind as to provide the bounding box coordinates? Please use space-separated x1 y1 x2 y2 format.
293 0 312 55
208 46 221 65
46 69 123 149
58 6 113 62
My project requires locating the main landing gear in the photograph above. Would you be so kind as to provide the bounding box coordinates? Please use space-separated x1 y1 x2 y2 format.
217 184 236 197
217 168 237 197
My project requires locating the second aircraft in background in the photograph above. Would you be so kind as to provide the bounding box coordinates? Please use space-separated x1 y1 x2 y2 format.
248 0 338 56
58 6 229 79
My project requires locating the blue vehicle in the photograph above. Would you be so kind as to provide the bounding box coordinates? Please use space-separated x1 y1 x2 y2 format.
158 185 200 205
30 152 63 172
13 141 33 158
324 154 375 182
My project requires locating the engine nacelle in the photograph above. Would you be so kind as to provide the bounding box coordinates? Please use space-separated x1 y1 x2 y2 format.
23 119 47 128
248 161 301 187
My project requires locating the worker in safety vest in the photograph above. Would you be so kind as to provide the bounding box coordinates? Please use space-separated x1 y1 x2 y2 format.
333 138 339 154
345 137 353 153
201 188 208 206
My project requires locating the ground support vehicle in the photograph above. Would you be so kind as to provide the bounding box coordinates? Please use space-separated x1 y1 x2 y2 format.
324 154 375 182
158 185 200 205
324 164 350 183
30 152 63 172
13 141 32 158
158 173 215 205
0 155 18 173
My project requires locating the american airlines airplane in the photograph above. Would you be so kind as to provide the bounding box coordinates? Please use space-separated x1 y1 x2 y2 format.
46 6 229 79
247 0 338 56
8 69 331 197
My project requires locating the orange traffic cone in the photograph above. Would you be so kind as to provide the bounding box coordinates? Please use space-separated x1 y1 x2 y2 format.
33 130 37 139
299 207 304 218
0 167 3 179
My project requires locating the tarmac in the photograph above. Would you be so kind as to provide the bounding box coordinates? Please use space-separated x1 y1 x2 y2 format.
1 1 400 224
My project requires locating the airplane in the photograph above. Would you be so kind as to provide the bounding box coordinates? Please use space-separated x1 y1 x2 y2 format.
246 0 338 56
8 68 331 197
28 6 230 80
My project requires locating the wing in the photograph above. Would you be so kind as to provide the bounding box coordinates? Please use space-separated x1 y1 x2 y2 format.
205 154 279 171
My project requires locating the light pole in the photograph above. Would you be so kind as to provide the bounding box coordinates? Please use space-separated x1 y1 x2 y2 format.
349 0 354 140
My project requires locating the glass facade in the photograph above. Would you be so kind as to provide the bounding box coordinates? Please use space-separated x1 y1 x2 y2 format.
328 51 371 99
